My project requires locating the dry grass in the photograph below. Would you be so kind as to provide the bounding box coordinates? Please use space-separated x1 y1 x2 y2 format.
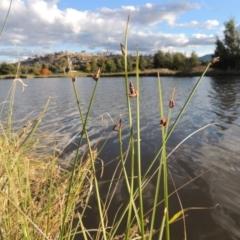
0 135 93 239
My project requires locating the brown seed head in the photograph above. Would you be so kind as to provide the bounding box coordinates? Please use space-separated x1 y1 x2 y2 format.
169 99 175 108
72 76 76 82
91 68 101 81
129 81 137 98
113 118 122 132
211 57 220 64
120 43 125 55
129 90 137 98
159 117 167 127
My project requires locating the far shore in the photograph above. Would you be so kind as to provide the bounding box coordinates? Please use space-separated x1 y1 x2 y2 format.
1 67 240 80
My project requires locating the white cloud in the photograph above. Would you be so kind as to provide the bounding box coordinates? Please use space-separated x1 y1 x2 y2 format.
204 20 219 29
172 20 219 29
0 0 218 62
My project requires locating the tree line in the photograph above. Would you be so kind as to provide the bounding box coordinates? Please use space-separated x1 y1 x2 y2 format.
213 18 240 70
0 17 239 76
0 52 200 75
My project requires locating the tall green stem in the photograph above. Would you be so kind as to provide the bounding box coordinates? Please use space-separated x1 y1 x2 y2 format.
60 79 107 240
0 0 12 41
142 62 212 181
109 129 141 240
157 74 170 240
122 15 136 239
136 45 145 239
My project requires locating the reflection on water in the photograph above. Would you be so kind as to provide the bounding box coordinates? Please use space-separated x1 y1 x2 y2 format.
1 76 240 239
210 77 239 129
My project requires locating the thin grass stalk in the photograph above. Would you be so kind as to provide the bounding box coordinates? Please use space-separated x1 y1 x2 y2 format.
158 208 167 240
7 82 16 136
146 79 166 238
0 229 3 240
165 87 176 135
77 213 88 240
45 162 58 236
76 174 93 220
135 45 145 239
95 130 113 159
61 79 107 240
157 73 170 240
122 14 136 239
168 170 187 240
101 140 138 227
77 82 108 240
0 0 12 41
0 192 50 240
128 63 213 230
149 160 163 237
143 123 219 219
102 162 123 223
1 0 13 135
19 97 51 149
142 62 212 181
144 122 214 192
59 68 89 236
109 128 141 240
59 79 88 237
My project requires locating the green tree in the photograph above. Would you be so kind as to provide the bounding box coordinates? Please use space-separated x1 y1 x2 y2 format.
139 55 146 71
153 50 165 68
41 63 48 69
105 59 116 72
113 57 123 72
172 52 186 70
91 58 98 73
98 56 106 73
120 56 132 71
84 62 91 73
188 51 200 68
127 56 133 72
0 63 16 75
164 52 173 69
48 64 58 73
145 55 154 69
214 18 240 69
20 67 27 74
59 57 68 72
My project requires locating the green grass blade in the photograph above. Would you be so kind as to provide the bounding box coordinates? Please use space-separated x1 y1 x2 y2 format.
142 61 213 181
19 97 51 150
135 45 145 239
0 0 12 41
122 14 137 240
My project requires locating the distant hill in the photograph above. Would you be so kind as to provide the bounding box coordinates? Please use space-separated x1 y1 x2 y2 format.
20 51 100 66
198 54 212 61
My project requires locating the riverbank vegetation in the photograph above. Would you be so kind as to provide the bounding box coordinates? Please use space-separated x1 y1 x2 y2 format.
0 50 201 78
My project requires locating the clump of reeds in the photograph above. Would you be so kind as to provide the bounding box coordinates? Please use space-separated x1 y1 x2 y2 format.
0 84 94 239
70 15 219 240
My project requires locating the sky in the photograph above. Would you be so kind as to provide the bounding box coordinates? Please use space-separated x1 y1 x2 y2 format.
0 0 239 63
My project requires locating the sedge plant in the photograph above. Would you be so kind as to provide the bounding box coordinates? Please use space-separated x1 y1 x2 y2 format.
102 15 220 240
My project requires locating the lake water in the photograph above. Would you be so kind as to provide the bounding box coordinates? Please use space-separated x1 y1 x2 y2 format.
1 76 240 240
